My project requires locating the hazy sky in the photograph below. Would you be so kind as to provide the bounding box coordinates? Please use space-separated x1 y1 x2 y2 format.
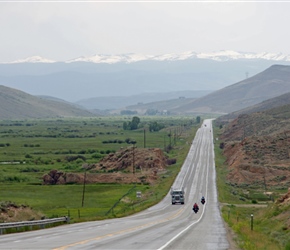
1 1 290 62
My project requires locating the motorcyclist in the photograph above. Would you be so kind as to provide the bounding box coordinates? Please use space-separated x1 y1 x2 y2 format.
193 202 199 210
201 196 205 204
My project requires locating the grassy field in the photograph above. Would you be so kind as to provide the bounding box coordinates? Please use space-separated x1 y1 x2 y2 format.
0 116 198 223
213 124 290 250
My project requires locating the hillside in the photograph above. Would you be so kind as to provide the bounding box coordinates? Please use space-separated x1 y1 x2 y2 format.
76 90 210 110
218 103 290 188
109 64 290 115
0 85 94 119
172 65 290 114
115 97 197 115
216 91 290 124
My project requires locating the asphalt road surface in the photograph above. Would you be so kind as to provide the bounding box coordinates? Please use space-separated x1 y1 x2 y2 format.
0 119 229 250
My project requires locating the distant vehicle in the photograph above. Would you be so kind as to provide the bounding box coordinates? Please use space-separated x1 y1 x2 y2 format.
201 196 205 205
171 187 185 205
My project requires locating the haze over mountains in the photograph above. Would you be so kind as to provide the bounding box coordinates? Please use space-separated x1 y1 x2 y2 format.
1 51 290 119
1 63 290 119
1 50 290 104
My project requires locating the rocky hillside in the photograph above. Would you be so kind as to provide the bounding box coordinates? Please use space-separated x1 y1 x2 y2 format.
218 104 290 188
0 85 94 119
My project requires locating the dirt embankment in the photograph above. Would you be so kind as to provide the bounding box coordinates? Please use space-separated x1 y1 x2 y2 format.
220 114 290 188
222 135 290 187
43 148 175 185
0 202 44 223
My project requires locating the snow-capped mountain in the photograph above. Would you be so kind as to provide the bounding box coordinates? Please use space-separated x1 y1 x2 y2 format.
64 50 290 63
5 51 290 64
8 56 56 64
2 50 290 103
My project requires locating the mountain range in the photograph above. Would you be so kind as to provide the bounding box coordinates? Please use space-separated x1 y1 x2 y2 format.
1 51 290 103
5 50 290 64
1 63 290 119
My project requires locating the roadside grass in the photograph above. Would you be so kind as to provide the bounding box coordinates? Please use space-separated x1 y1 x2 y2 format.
0 116 197 225
214 123 290 250
222 205 281 250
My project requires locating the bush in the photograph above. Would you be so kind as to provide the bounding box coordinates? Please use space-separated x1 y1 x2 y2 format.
167 158 177 165
20 167 40 173
65 155 86 162
92 153 103 159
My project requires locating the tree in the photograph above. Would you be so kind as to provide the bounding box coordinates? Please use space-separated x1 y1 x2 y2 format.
130 116 140 130
124 116 141 130
149 121 165 132
196 116 201 123
123 122 128 130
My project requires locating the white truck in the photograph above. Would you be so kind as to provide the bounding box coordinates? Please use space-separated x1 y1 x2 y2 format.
170 187 185 205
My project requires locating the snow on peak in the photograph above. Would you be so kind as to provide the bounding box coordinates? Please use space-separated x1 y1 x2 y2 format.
67 51 290 64
4 51 290 64
7 56 56 64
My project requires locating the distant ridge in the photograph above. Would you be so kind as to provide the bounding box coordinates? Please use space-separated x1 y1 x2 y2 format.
217 92 290 123
0 85 94 119
171 65 290 114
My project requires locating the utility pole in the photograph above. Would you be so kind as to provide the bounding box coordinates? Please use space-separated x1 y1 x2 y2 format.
81 171 87 207
164 134 166 151
144 128 146 148
132 143 136 175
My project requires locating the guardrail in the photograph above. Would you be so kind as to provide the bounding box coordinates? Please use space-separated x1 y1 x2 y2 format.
0 216 69 235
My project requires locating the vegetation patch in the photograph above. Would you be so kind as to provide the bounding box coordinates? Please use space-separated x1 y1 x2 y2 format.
0 116 199 226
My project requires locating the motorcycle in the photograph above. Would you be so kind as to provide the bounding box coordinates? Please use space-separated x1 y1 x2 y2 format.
192 205 199 214
201 198 205 205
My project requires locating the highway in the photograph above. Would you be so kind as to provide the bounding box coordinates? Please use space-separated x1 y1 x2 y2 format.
0 119 229 250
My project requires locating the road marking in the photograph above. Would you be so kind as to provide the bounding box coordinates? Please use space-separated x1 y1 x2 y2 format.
157 123 211 250
53 207 185 250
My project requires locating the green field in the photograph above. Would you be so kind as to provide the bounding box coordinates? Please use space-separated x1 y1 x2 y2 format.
0 116 198 222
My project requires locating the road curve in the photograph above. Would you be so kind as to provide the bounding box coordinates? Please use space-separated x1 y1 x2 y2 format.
0 119 229 250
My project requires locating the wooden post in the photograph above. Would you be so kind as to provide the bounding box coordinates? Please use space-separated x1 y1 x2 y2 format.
251 214 253 231
82 171 86 207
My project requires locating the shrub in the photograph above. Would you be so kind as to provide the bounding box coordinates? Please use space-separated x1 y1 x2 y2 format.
167 158 177 165
92 153 103 159
65 155 86 162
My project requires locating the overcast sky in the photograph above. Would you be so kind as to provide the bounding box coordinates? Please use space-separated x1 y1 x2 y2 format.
1 1 290 62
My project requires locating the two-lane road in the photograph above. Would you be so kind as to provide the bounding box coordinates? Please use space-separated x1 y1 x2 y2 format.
0 119 229 250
